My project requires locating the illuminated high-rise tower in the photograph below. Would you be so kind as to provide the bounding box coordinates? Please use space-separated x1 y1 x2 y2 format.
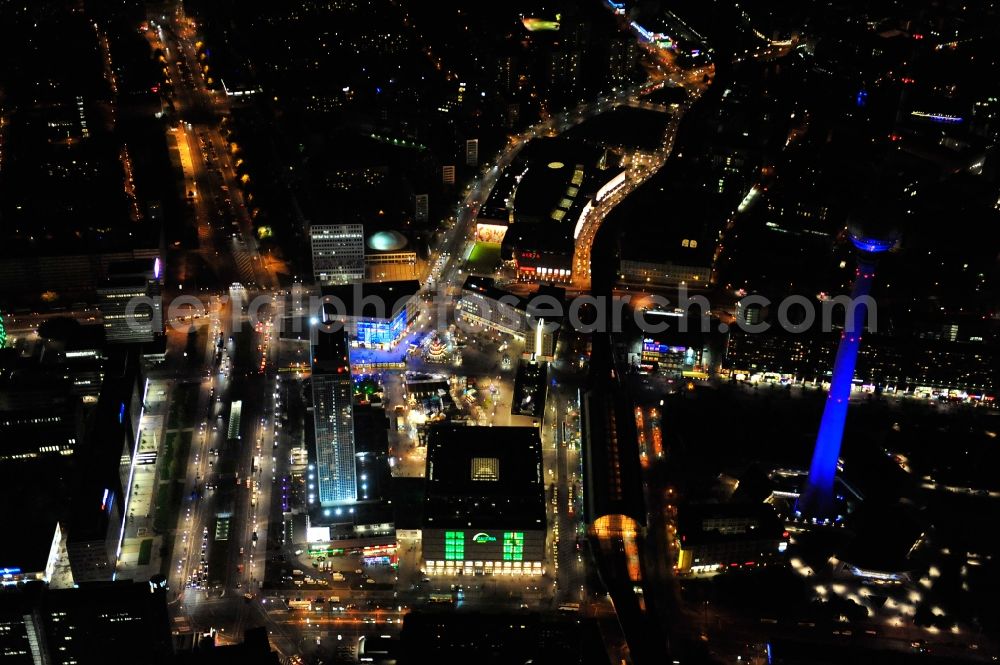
799 224 896 519
311 325 357 505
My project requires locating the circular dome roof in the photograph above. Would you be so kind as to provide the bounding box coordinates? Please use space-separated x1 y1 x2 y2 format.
367 230 408 252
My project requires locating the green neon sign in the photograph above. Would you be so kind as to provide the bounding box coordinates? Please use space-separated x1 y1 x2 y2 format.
472 532 497 544
503 532 524 561
444 531 465 560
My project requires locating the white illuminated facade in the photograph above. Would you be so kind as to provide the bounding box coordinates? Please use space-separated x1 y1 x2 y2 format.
98 259 163 345
311 224 365 284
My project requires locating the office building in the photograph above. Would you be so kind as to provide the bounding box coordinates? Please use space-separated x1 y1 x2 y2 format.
674 503 788 576
98 259 163 345
320 280 419 350
465 139 479 167
305 401 396 544
67 350 146 583
547 50 581 92
310 224 365 284
459 275 529 338
723 324 996 398
414 194 429 222
459 276 563 359
618 235 713 288
422 425 546 576
636 321 714 377
0 581 172 665
364 230 417 282
0 396 84 463
0 519 64 586
310 327 357 505
607 38 639 83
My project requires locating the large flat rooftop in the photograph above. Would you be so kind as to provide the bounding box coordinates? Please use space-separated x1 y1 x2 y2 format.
424 424 545 530
480 137 610 259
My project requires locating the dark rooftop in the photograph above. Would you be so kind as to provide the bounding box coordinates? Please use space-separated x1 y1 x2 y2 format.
353 403 392 503
424 424 545 530
321 280 420 320
676 502 785 546
511 137 602 227
311 327 351 374
582 335 645 526
768 637 984 665
563 106 672 152
0 515 58 576
106 258 158 277
617 207 716 266
837 503 922 574
512 360 548 417
398 611 611 665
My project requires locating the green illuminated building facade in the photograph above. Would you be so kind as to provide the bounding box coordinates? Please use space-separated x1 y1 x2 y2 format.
422 425 546 576
424 528 543 574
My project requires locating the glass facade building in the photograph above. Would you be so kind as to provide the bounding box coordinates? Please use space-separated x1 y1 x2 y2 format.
311 328 357 505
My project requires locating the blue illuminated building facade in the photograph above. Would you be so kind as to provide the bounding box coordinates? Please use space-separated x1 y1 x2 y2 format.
311 327 357 505
799 232 893 518
321 280 419 351
356 305 409 349
640 339 700 375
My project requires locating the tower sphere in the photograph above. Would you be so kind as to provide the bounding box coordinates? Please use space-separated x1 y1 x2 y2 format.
846 204 900 255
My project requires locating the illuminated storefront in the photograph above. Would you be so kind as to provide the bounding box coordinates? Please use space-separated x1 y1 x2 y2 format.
640 339 705 375
514 250 572 283
355 305 408 349
423 528 545 575
322 280 419 351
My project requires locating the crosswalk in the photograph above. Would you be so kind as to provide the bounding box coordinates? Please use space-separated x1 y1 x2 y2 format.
234 247 256 283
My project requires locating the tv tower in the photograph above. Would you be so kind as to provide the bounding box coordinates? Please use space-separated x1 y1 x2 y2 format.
798 223 897 519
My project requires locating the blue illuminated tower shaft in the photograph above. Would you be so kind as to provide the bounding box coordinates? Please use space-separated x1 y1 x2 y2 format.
801 257 878 517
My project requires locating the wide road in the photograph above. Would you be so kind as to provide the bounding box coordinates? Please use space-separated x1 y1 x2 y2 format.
164 287 282 644
148 11 278 291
